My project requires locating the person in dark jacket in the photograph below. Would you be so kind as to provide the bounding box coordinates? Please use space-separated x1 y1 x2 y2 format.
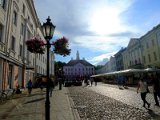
27 79 32 95
49 80 55 97
152 74 160 106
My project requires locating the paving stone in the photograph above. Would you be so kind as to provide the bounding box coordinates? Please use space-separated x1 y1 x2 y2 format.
68 85 159 120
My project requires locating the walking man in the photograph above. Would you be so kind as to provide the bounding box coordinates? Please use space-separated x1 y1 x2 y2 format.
152 74 160 106
27 79 32 95
49 80 55 97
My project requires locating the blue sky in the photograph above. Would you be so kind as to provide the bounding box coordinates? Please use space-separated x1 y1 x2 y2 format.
34 0 160 65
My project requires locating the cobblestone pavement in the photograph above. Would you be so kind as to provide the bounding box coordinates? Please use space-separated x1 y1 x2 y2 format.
88 83 160 113
0 89 45 120
68 85 160 120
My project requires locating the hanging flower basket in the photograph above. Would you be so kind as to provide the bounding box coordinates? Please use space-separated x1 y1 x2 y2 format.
52 37 71 56
26 36 46 54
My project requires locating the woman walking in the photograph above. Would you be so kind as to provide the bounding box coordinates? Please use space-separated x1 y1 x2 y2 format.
137 78 150 108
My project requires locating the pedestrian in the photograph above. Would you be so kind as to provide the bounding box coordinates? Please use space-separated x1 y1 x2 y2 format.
152 74 160 106
90 78 93 86
58 78 62 90
122 76 128 89
116 75 122 89
16 84 21 94
84 78 88 86
27 79 32 95
49 80 55 97
94 78 97 86
137 77 150 108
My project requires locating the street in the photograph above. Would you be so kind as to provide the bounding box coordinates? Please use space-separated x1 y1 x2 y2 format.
0 83 160 120
68 83 160 120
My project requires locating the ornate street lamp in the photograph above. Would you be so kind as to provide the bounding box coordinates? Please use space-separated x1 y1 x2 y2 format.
42 16 56 120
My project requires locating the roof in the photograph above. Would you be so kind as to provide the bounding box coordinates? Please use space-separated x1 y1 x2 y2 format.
65 60 94 67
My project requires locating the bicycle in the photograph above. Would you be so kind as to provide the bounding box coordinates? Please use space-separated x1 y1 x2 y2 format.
0 90 7 103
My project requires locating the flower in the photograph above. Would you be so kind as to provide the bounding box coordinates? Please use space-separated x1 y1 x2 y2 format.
52 37 71 56
26 36 46 54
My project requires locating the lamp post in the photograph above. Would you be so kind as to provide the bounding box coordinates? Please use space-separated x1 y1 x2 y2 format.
42 16 56 120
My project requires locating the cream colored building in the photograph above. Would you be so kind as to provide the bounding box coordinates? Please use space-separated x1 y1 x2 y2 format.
140 25 160 68
122 38 143 69
0 0 54 90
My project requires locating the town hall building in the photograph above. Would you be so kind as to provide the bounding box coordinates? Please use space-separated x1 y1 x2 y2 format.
63 51 95 81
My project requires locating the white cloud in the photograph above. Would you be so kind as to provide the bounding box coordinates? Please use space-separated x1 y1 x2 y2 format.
87 52 116 65
34 0 139 64
88 51 117 65
73 35 129 52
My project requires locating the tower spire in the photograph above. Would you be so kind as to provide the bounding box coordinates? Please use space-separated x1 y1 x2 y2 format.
76 50 80 60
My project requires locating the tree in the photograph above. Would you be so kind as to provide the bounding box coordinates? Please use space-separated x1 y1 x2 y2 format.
95 65 104 70
54 61 66 74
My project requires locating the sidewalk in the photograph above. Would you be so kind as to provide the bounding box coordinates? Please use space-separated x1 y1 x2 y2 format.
51 86 80 120
0 87 80 120
0 89 45 120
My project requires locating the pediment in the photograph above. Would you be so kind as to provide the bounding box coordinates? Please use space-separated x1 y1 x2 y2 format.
127 38 139 48
74 63 85 67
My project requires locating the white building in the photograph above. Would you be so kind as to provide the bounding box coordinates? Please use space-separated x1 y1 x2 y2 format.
63 51 95 80
0 0 54 90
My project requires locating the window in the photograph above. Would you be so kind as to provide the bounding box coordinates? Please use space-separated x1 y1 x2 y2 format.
33 58 35 66
19 45 22 56
143 56 146 64
11 36 15 50
138 58 141 63
148 54 151 63
153 52 157 61
152 39 155 46
22 4 25 15
0 24 3 42
0 0 6 9
13 11 17 25
20 23 24 35
28 16 30 21
146 42 149 49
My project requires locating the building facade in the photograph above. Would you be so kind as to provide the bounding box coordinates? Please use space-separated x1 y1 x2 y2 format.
140 25 160 68
95 56 116 74
97 24 160 74
0 0 54 90
63 51 95 81
114 48 126 71
123 38 143 69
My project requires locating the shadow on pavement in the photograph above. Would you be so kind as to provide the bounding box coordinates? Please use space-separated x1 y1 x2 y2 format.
27 92 45 97
148 109 160 119
24 97 45 104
